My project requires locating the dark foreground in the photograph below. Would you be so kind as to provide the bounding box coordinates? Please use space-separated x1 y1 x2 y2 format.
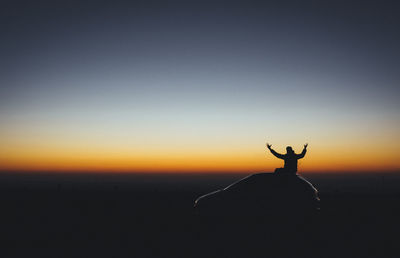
1 172 399 258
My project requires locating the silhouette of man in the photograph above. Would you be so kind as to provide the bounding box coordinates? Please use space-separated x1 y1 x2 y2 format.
266 143 308 175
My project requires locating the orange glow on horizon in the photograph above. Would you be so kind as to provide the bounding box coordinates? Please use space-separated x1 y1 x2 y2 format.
1 144 399 173
1 119 399 174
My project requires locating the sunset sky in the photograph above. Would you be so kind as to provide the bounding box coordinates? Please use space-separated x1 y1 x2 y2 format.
1 1 399 173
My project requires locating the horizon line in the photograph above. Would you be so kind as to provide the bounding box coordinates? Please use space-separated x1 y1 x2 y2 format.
1 169 399 175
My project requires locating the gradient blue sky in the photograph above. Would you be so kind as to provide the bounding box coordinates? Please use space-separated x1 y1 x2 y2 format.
1 1 399 172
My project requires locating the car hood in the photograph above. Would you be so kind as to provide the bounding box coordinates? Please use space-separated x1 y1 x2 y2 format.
195 189 223 205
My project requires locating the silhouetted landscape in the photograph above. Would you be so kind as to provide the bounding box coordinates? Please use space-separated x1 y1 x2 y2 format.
1 172 399 258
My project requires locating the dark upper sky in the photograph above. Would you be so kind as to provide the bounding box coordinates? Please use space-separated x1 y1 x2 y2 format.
2 1 399 86
2 1 399 84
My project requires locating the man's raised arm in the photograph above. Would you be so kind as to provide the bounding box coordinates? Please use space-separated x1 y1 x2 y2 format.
297 143 308 159
266 143 285 159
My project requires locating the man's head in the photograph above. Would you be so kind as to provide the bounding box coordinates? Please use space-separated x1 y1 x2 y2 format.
286 146 294 154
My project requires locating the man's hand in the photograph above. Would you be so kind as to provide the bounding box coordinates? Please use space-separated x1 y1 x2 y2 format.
266 143 272 149
304 143 308 149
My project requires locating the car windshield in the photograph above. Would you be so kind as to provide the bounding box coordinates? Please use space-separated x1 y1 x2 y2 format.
224 174 267 192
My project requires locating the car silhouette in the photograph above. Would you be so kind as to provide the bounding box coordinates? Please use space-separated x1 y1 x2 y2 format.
194 173 320 217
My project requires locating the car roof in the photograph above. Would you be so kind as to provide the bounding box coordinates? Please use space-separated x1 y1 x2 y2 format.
224 173 317 194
